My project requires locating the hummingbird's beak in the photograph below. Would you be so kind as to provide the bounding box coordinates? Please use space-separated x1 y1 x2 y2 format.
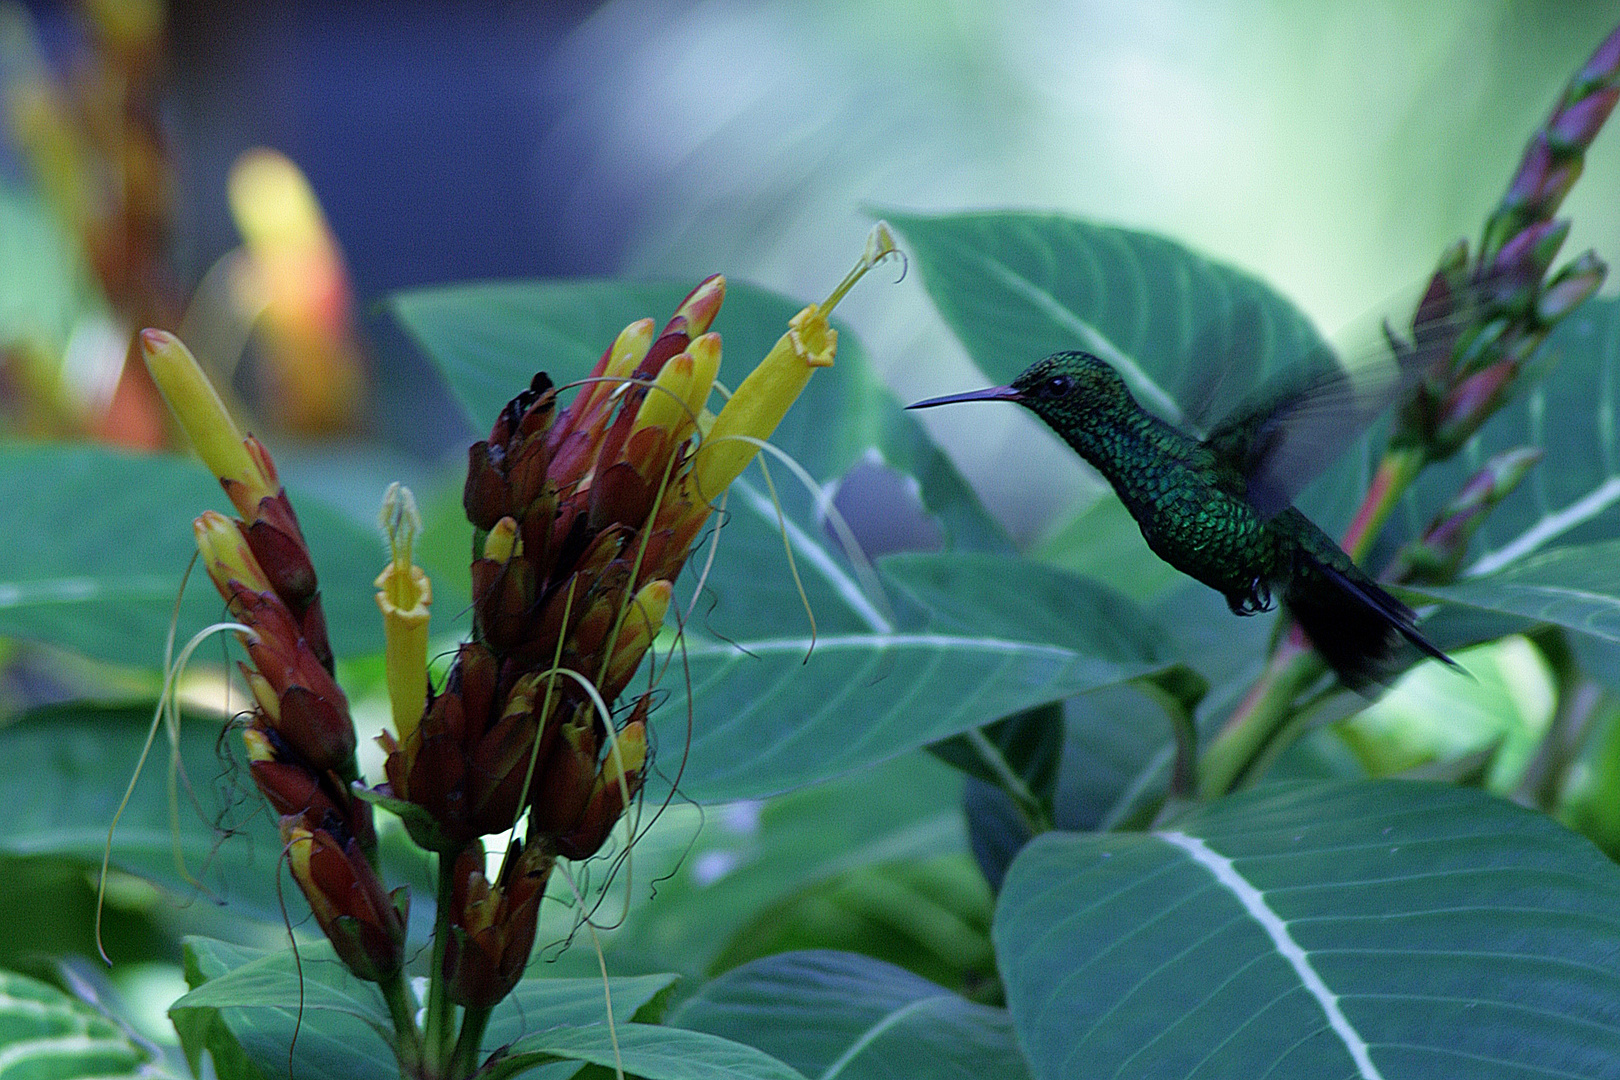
905 385 1023 409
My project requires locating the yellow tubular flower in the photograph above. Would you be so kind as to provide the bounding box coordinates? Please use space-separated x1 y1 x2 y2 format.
691 304 837 499
601 719 648 791
141 330 274 509
376 484 431 745
576 318 655 421
602 580 672 692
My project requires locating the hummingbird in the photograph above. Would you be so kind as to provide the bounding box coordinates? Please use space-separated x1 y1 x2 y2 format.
907 349 1457 689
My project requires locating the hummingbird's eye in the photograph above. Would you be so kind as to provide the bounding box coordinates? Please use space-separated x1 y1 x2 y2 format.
1038 374 1073 400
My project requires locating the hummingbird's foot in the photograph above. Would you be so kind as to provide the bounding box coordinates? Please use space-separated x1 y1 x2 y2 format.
1226 578 1274 616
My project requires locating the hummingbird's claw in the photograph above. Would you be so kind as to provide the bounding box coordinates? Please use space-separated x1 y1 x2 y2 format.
1226 578 1274 616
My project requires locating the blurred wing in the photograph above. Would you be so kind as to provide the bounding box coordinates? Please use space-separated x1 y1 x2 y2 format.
1206 274 1468 518
1172 298 1268 436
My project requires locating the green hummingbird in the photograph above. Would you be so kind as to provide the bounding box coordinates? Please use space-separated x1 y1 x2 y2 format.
908 350 1457 688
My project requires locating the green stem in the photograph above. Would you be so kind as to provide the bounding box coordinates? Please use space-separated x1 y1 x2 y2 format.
380 970 425 1078
1132 676 1200 800
449 1004 494 1080
964 727 1052 833
424 847 463 1077
1341 445 1426 563
1198 638 1325 799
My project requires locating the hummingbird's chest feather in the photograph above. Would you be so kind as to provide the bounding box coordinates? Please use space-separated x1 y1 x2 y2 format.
1108 444 1287 596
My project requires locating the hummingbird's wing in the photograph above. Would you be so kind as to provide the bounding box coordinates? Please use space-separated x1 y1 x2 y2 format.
1172 299 1268 437
1204 275 1466 518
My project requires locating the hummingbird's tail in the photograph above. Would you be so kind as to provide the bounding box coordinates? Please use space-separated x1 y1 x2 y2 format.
1285 552 1457 691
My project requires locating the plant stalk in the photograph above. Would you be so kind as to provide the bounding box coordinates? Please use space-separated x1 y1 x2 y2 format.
424 847 463 1077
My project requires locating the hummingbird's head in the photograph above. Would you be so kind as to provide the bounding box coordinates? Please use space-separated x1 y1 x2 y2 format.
905 351 1131 424
1008 352 1131 420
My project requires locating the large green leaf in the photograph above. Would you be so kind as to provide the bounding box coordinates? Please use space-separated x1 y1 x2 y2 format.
487 972 681 1051
671 950 1028 1080
0 968 167 1080
995 781 1620 1079
596 751 968 979
173 937 396 1080
665 551 1172 801
0 444 386 666
0 703 288 920
1411 537 1620 644
174 936 683 1080
886 210 1384 534
503 1023 807 1080
1402 294 1620 571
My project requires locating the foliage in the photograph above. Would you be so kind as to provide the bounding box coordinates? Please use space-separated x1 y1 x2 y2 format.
7 15 1620 1080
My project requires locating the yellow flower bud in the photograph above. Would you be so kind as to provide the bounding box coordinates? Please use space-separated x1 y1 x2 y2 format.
630 351 696 439
194 510 274 594
601 580 672 694
600 718 648 792
683 333 722 427
142 330 274 510
481 516 519 563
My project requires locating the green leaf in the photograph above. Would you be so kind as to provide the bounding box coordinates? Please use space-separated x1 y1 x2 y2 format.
1412 537 1620 644
886 210 1378 533
1030 493 1186 602
0 968 161 1080
594 751 968 980
503 1022 807 1080
172 937 398 1080
486 972 682 1052
1402 294 1620 572
884 211 1323 400
0 703 288 920
671 950 1028 1080
0 444 386 667
666 551 1171 801
995 781 1620 1079
708 855 993 993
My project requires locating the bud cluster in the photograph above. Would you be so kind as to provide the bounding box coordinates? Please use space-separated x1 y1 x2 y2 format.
143 330 405 984
1392 24 1619 462
141 214 884 1027
378 278 736 855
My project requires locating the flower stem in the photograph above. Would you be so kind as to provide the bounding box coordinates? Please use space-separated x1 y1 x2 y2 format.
1198 636 1325 799
1341 445 1426 563
380 970 425 1077
424 847 463 1076
449 1004 494 1080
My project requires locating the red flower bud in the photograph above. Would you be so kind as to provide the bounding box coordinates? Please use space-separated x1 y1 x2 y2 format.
283 818 406 983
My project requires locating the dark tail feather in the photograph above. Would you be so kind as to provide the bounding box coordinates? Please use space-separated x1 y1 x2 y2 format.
1285 556 1458 692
